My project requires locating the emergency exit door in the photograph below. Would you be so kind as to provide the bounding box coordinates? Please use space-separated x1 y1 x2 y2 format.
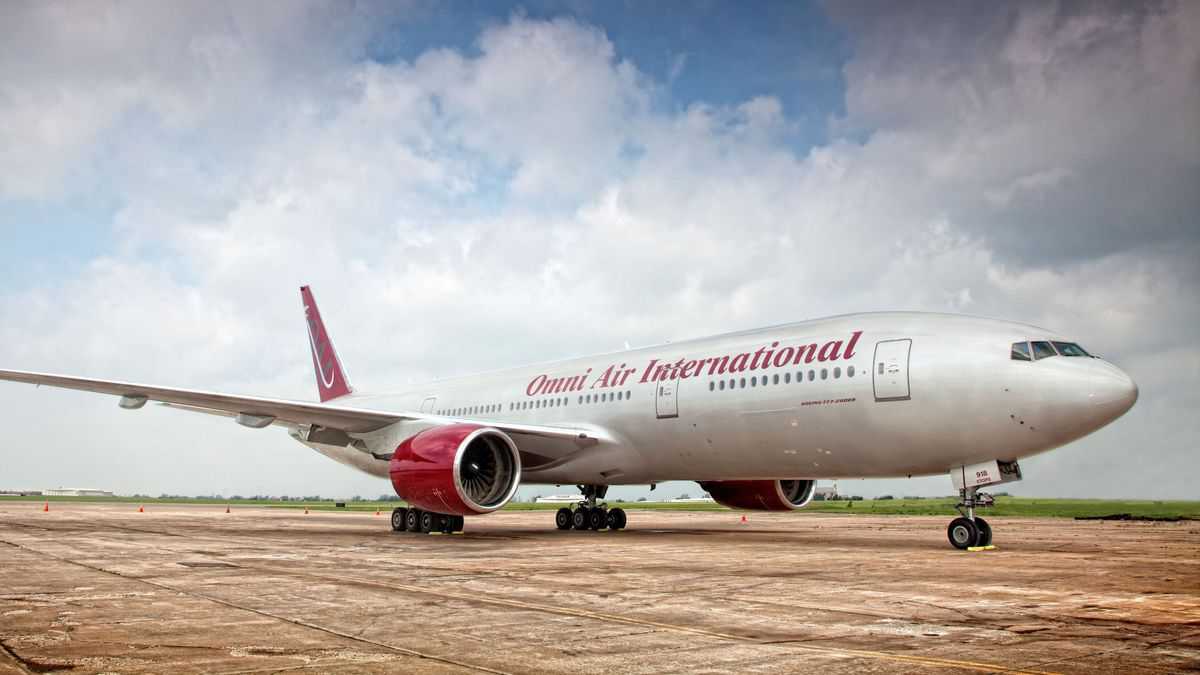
656 381 679 419
873 339 912 402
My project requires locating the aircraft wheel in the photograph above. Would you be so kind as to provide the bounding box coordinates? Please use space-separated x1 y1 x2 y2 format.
449 515 465 533
572 507 590 530
405 508 421 532
589 508 607 530
555 507 573 530
391 507 407 532
420 511 435 534
608 508 627 530
435 513 451 533
973 517 993 547
947 517 978 550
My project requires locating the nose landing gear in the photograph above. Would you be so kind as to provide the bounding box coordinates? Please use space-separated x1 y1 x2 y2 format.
947 486 994 550
553 484 627 532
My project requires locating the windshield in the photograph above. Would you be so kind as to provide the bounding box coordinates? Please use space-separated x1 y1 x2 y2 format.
1030 341 1057 359
1052 341 1091 357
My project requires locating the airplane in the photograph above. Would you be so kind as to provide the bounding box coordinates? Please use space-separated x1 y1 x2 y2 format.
0 286 1138 549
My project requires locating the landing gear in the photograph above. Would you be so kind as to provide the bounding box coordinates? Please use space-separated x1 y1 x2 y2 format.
555 507 573 530
554 485 627 532
947 486 994 550
394 507 464 535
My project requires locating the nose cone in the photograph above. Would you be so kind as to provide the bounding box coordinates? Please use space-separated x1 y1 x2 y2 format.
1089 361 1138 426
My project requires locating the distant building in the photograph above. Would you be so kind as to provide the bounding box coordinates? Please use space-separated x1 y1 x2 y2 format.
813 487 838 500
669 496 716 503
535 495 581 503
43 488 113 497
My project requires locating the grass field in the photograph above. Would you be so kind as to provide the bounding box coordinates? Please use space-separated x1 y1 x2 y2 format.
3 495 1197 518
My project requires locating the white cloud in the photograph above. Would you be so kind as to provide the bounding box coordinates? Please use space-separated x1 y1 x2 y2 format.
0 2 1196 499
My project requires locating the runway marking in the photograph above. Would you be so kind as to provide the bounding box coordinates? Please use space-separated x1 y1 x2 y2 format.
0 519 1064 674
0 538 513 675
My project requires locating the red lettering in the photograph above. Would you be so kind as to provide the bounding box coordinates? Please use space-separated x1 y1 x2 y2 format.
792 343 819 364
707 355 730 375
818 340 842 362
844 331 862 359
749 346 769 370
729 352 751 372
526 375 546 397
772 346 795 367
638 359 660 384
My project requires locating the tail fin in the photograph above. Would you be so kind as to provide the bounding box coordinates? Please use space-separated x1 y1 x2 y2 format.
300 286 353 402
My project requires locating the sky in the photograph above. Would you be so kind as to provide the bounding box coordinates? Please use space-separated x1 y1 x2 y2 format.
0 0 1197 501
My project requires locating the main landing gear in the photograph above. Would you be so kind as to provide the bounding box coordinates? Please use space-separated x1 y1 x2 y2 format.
391 507 464 535
947 486 994 550
554 484 627 532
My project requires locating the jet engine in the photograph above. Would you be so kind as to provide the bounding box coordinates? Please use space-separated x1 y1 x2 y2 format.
389 424 521 516
698 479 817 511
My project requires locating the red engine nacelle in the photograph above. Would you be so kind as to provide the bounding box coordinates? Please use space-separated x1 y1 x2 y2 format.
389 424 522 516
698 479 817 511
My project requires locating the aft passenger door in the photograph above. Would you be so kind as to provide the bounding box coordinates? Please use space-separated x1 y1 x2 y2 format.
655 381 679 419
873 339 912 402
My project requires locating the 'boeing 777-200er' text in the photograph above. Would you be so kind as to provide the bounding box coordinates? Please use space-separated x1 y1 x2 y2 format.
0 286 1138 549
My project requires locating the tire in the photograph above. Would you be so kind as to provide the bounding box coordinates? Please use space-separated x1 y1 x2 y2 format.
572 507 590 530
974 517 993 547
405 508 421 532
608 508 627 530
947 517 978 550
589 508 606 530
450 515 465 533
555 508 573 530
420 511 435 534
391 507 407 532
435 513 450 533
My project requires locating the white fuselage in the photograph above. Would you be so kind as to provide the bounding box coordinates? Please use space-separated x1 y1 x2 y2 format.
304 312 1137 486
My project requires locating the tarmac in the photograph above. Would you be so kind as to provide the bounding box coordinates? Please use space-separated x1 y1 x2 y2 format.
0 503 1197 674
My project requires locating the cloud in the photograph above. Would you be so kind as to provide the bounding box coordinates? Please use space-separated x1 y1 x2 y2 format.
0 2 1196 499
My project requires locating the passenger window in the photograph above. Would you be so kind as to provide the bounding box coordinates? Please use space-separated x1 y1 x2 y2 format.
719 380 725 391
848 365 855 378
878 362 884 375
834 367 841 378
784 373 791 384
1031 341 1057 359
751 376 757 387
773 374 780 385
1052 341 1090 357
821 368 828 380
709 381 715 391
626 390 631 400
739 378 746 388
808 370 815 381
1011 342 1031 361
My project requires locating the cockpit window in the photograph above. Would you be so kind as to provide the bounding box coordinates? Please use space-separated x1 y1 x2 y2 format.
1030 341 1057 359
1052 341 1091 357
1011 342 1031 361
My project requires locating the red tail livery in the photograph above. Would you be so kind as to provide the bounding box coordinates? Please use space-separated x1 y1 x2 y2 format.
300 286 353 401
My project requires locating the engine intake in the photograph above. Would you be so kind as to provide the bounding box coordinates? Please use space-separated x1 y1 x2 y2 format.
699 479 817 511
389 424 521 515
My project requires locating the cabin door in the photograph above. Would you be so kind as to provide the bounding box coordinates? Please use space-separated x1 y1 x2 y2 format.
655 381 679 419
873 339 912 402
420 396 437 413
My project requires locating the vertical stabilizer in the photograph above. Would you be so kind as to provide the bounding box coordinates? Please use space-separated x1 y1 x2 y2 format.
300 286 353 402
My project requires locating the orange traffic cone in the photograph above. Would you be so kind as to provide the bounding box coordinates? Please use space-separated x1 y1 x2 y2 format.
374 509 381 516
225 505 230 514
42 502 49 512
304 507 309 515
138 505 144 513
740 514 748 524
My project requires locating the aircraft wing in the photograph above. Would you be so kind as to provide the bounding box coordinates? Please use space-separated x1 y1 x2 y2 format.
0 369 608 449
